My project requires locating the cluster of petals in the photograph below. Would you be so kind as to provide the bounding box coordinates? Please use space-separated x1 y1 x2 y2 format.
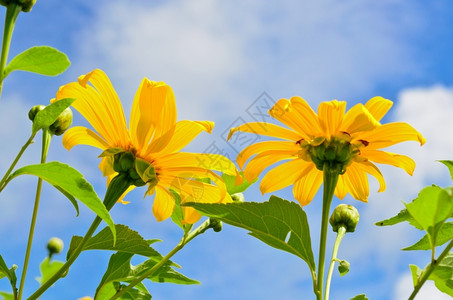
229 96 425 206
54 69 237 223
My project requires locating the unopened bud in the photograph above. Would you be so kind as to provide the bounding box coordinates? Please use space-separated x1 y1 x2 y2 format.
329 204 359 233
231 193 244 202
18 0 36 12
47 237 64 257
338 259 350 276
28 104 45 122
113 151 135 173
49 107 73 136
209 217 222 232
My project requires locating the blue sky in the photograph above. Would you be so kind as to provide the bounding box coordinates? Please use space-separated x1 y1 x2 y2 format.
1 0 453 299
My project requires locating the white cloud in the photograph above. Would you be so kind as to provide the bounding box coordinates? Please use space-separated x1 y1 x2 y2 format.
394 272 451 300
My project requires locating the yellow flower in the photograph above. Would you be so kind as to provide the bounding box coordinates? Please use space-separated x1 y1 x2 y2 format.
54 69 236 223
229 96 425 206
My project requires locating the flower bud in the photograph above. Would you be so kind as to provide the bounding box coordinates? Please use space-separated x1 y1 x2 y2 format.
47 237 64 257
338 259 350 276
28 104 45 122
49 107 73 136
231 193 244 202
18 0 36 12
113 151 135 173
209 217 223 232
329 204 359 233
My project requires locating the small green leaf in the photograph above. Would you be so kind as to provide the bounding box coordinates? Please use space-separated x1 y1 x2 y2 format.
3 46 70 78
0 255 16 293
8 162 115 239
410 264 422 287
67 224 163 262
350 295 369 300
415 253 453 296
439 160 453 182
96 252 198 297
32 98 75 134
170 190 192 231
186 195 316 271
405 186 453 249
0 292 14 300
96 281 151 300
403 222 453 251
374 208 422 229
98 148 124 158
36 257 64 285
221 172 256 195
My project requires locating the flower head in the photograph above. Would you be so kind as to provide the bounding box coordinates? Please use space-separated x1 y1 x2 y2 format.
54 69 237 223
229 96 425 206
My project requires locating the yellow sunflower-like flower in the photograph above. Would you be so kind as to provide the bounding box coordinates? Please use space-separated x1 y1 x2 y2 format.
228 96 425 206
53 69 236 223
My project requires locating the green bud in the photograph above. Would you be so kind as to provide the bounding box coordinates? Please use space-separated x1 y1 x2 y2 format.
49 107 73 136
231 193 244 202
113 151 135 173
338 259 350 276
47 237 64 256
329 204 360 233
18 0 36 12
324 146 336 161
28 104 45 122
209 217 223 232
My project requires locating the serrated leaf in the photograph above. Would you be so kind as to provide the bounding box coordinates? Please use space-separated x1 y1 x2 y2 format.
96 282 151 300
0 255 16 292
36 257 64 285
405 186 453 249
3 46 70 78
439 160 453 182
32 98 75 134
403 222 453 251
221 172 256 194
186 195 315 271
350 295 368 300
375 207 423 230
96 252 198 297
8 162 115 239
415 253 453 296
67 224 162 262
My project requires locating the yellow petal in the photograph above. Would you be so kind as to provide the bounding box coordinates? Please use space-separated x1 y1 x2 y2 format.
159 175 223 204
153 186 175 221
357 122 426 150
159 120 214 154
292 165 323 206
154 152 237 176
99 156 115 178
317 100 346 138
341 103 380 134
360 149 416 175
62 126 110 151
268 97 321 139
236 140 300 170
129 78 177 155
343 164 369 202
228 122 302 142
354 161 386 193
335 175 347 200
243 150 299 182
365 96 393 121
260 159 311 194
181 207 203 224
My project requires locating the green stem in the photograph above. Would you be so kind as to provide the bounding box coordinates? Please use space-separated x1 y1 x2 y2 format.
324 226 346 300
0 132 35 193
316 166 340 300
26 174 131 300
408 238 453 300
0 2 20 98
17 130 51 300
110 218 213 300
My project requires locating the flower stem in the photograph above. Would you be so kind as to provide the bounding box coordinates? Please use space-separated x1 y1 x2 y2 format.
17 130 51 300
110 218 213 300
26 174 131 300
408 238 453 300
0 132 35 193
316 166 340 300
0 2 20 98
324 225 346 300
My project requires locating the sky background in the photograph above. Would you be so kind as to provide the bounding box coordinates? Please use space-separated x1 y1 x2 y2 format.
0 0 453 299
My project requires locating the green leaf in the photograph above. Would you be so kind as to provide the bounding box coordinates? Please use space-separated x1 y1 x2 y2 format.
186 195 316 271
96 252 198 297
405 186 453 249
3 46 70 79
36 257 64 285
8 162 116 239
32 98 75 134
350 295 369 300
96 282 151 300
170 190 192 231
221 172 256 195
374 208 422 229
413 253 453 296
410 264 422 287
439 160 453 182
403 222 453 251
67 224 163 262
0 292 14 300
0 255 16 292
98 147 124 158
